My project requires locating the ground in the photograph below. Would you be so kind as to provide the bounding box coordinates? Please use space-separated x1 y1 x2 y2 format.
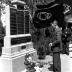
0 54 72 72
35 54 72 72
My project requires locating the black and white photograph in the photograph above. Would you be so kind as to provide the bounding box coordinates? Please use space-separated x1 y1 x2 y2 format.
0 0 72 72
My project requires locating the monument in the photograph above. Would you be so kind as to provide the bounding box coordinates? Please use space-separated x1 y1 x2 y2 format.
0 0 37 72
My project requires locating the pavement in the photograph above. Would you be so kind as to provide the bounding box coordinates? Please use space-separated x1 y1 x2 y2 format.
60 54 72 72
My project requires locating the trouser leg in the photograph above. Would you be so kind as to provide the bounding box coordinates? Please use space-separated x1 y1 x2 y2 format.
53 52 61 72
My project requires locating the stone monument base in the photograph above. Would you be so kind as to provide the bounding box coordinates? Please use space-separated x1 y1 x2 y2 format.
0 48 37 72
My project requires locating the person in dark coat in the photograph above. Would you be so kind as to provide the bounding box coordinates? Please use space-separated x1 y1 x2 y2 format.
50 20 62 72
